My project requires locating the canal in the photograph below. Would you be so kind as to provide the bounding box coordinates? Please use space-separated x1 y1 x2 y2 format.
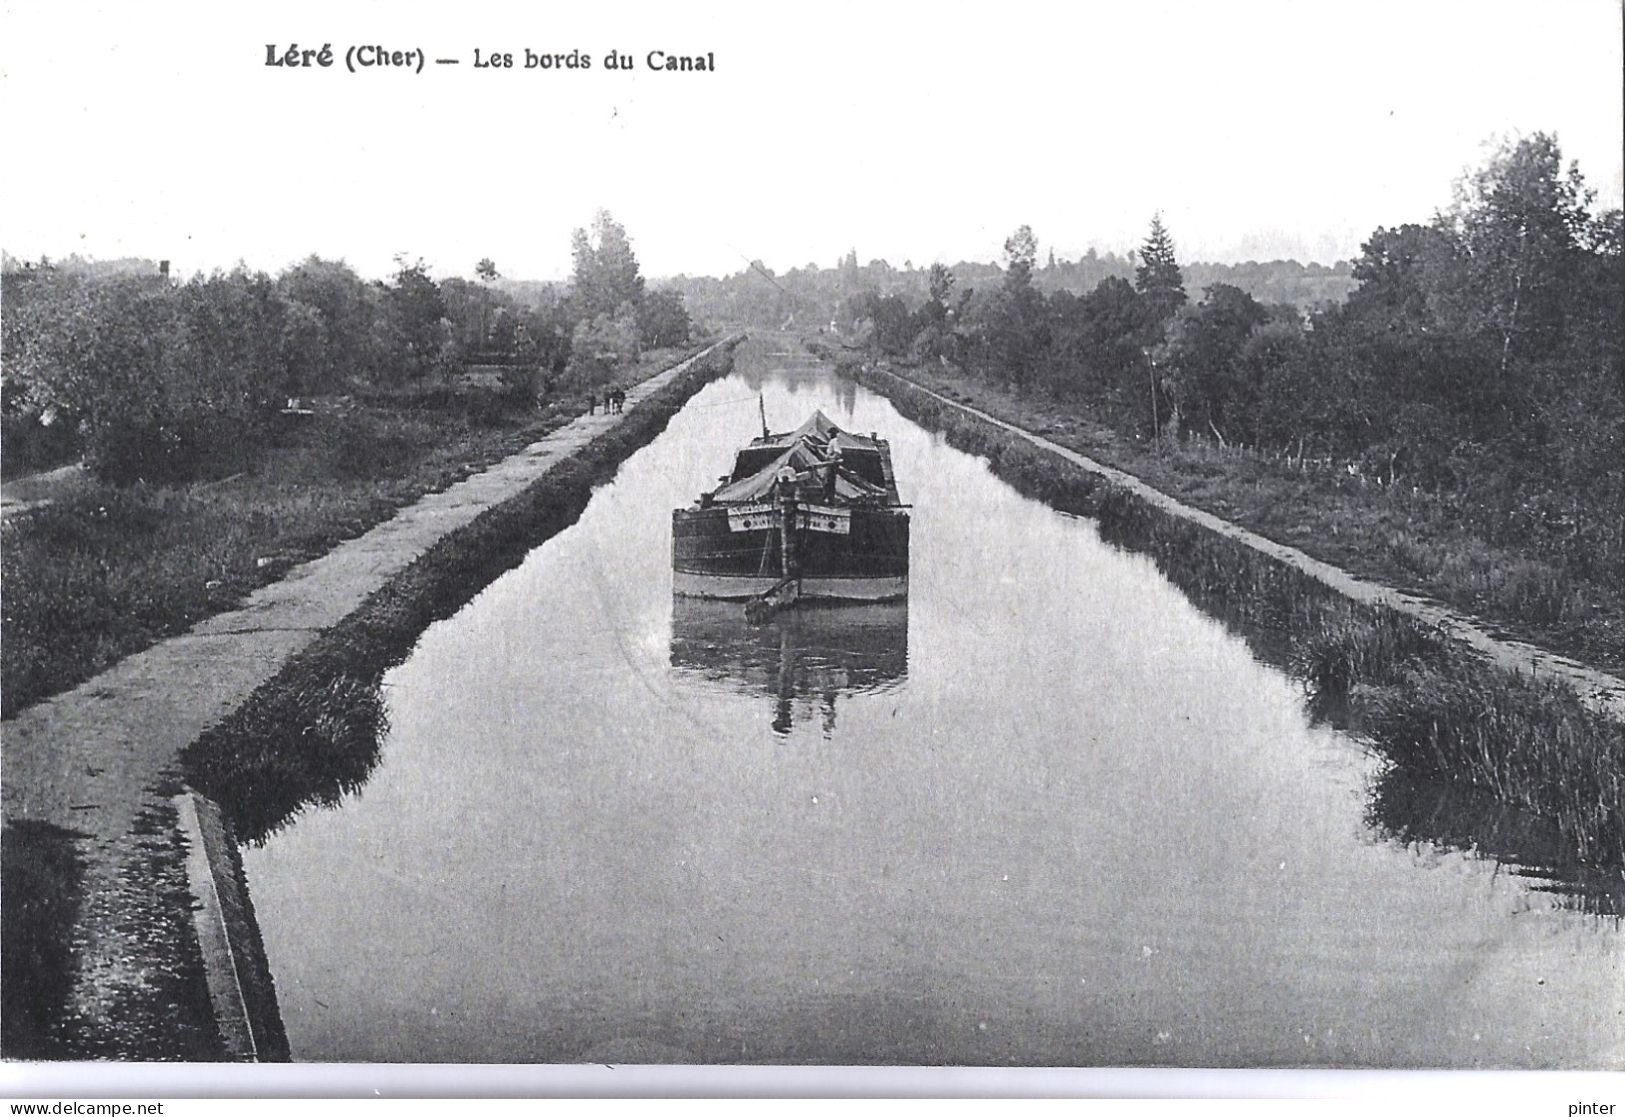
237 337 1622 1067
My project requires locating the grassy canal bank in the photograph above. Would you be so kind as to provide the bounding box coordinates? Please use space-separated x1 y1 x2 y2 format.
0 345 700 718
0 337 744 1060
838 350 1625 878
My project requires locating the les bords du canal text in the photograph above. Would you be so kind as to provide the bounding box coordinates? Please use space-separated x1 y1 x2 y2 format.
265 43 716 75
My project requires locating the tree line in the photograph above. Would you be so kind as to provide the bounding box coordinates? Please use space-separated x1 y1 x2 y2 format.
1 211 691 481
842 134 1624 586
661 246 1355 332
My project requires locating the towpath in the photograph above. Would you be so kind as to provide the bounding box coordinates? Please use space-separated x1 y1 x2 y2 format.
869 363 1625 720
1 340 731 1057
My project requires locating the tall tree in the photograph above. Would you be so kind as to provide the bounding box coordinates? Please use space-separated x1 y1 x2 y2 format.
837 248 861 296
991 225 1047 388
1136 213 1187 328
921 263 956 326
570 210 645 321
1076 275 1146 397
1165 283 1269 441
378 257 451 381
1435 132 1594 373
468 259 501 349
277 256 376 388
636 288 691 348
910 263 962 362
1003 225 1038 290
1345 223 1453 331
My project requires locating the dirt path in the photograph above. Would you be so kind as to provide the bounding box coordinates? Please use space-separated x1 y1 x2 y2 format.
1 341 732 1058
872 364 1625 720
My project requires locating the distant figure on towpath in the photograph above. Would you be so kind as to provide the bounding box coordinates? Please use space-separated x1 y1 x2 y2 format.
588 393 598 416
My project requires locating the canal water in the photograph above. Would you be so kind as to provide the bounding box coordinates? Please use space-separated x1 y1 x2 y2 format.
239 338 1622 1067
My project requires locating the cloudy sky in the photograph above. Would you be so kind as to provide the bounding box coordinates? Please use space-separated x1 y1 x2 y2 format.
3 0 1621 282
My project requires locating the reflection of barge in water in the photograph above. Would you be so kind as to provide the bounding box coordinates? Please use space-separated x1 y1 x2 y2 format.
669 597 908 735
671 410 909 603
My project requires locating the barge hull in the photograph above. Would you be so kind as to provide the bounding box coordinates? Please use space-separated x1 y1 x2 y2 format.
672 504 909 603
672 570 908 602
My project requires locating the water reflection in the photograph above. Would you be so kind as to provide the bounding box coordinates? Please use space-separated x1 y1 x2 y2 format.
1083 491 1618 915
730 349 830 395
669 598 908 737
1366 768 1625 919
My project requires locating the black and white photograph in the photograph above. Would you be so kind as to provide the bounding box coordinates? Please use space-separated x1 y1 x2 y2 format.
1 0 1622 1099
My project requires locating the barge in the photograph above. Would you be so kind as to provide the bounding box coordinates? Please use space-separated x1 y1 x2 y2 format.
671 410 909 604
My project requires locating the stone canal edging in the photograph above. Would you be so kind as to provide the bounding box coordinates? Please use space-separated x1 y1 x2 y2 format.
174 790 290 1061
1 335 744 1060
858 360 1625 721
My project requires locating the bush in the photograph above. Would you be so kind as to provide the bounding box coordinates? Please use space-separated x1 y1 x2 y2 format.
563 305 641 387
638 289 691 348
329 414 424 481
85 410 265 484
0 413 80 478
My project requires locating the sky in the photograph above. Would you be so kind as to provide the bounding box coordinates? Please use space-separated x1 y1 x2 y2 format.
2 0 1621 283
